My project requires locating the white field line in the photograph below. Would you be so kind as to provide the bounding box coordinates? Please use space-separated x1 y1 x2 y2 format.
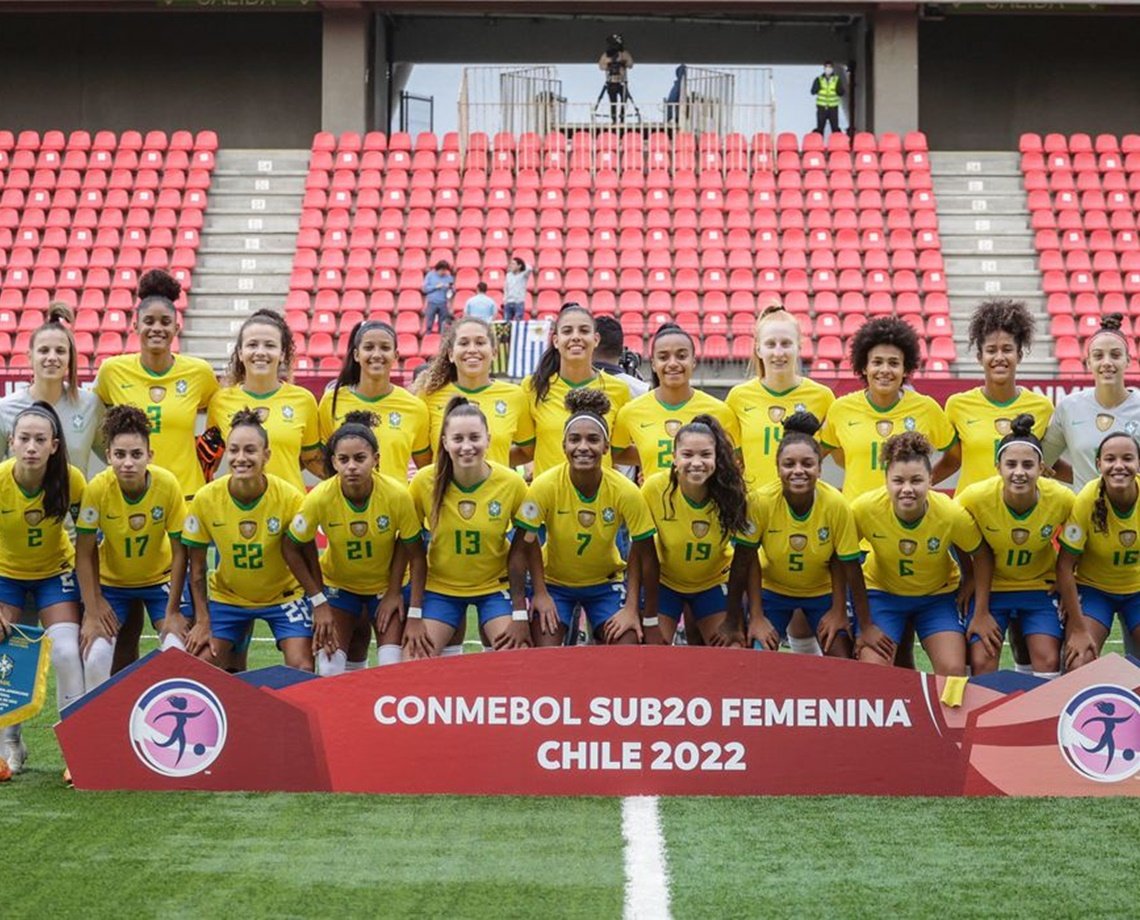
622 795 672 920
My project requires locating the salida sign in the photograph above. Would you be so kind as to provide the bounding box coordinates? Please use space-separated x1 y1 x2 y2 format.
55 648 1140 796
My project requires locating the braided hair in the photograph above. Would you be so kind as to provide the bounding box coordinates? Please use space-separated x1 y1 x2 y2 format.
1092 430 1140 534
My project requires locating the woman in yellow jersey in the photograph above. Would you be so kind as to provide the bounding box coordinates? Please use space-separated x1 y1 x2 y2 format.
611 323 740 478
318 320 431 481
208 309 322 492
93 270 219 497
820 317 955 501
641 415 750 647
0 403 87 724
75 406 189 689
284 412 425 675
519 390 658 646
406 397 530 658
413 317 533 468
1057 430 1140 666
516 302 630 477
936 300 1052 494
727 303 835 486
182 409 311 670
851 433 995 676
957 414 1075 677
728 413 866 658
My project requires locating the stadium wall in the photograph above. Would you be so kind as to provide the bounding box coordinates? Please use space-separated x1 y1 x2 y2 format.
0 12 322 147
919 13 1140 150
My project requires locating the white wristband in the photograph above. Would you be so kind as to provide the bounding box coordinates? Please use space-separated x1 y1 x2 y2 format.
512 608 529 623
308 591 328 607
407 606 424 620
642 616 659 628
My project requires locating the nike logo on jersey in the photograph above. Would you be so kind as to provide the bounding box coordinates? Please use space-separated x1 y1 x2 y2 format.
119 383 133 389
741 405 757 412
327 522 342 528
639 422 655 428
766 529 782 534
0 509 10 514
985 525 999 532
872 532 886 538
212 522 227 527
556 510 571 514
106 514 119 520
966 419 981 426
847 420 860 426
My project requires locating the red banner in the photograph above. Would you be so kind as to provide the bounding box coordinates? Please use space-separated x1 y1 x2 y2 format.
55 648 1140 796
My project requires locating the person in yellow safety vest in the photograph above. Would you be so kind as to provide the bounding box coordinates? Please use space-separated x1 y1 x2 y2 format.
811 61 844 136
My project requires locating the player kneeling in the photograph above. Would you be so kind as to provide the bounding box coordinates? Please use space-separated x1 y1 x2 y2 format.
1057 430 1140 668
956 414 1074 678
852 433 995 676
405 398 530 658
642 416 752 646
729 412 863 657
518 390 659 646
182 409 312 671
283 412 425 675
76 406 190 689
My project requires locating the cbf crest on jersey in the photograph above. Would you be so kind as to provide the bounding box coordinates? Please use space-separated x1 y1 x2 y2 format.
818 527 830 542
239 520 257 539
281 406 295 421
488 500 502 518
1011 528 1030 546
388 411 402 427
691 521 710 538
350 521 368 537
926 537 941 552
494 400 508 417
903 417 917 432
176 379 189 396
376 515 390 532
1040 523 1054 539
129 514 147 532
149 386 166 404
458 500 476 520
267 517 281 535
151 506 164 522
602 507 617 525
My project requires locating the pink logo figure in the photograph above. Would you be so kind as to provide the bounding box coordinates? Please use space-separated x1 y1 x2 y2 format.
129 679 228 777
1057 685 1140 783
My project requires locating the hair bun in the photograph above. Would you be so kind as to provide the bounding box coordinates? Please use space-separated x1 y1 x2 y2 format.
1010 413 1036 438
1101 312 1124 332
137 268 182 302
781 410 821 437
46 302 74 326
342 410 378 428
564 387 611 417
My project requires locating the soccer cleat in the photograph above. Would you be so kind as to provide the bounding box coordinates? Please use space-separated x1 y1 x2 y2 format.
63 768 73 787
1 724 27 775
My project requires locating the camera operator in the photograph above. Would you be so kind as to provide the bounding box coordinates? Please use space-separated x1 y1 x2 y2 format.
598 33 634 124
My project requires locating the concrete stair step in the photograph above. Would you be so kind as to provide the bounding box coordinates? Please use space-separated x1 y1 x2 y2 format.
938 215 1031 234
193 232 298 254
190 272 290 295
937 196 1030 214
929 152 1021 175
941 238 1037 255
932 176 1025 195
203 213 301 233
195 253 297 273
188 294 290 312
210 175 307 195
944 255 1039 274
215 150 312 172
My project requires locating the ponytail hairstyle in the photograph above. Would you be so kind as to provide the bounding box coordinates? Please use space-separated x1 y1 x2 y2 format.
102 404 152 448
412 317 498 397
531 302 594 402
325 410 379 476
225 309 295 385
228 407 269 448
881 431 934 473
30 303 79 400
430 396 489 529
996 413 1043 462
135 268 181 319
775 411 823 463
751 300 801 379
1086 312 1131 361
664 414 748 540
648 323 696 389
330 320 397 417
563 387 611 438
13 401 71 521
968 299 1035 358
1092 430 1140 534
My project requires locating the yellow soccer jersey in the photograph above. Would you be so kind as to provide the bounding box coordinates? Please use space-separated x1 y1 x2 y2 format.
75 465 187 588
288 473 422 595
318 384 430 482
956 475 1073 592
820 389 956 499
641 471 761 593
0 459 85 579
727 377 836 486
611 389 741 477
94 353 219 496
752 478 861 598
181 473 304 607
945 387 1054 494
519 373 630 477
420 380 534 468
208 383 320 493
1060 476 1140 594
516 464 656 588
852 488 983 596
409 462 527 596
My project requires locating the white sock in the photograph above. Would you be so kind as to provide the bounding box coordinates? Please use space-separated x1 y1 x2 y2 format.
344 659 367 671
1033 671 1062 680
787 635 823 656
1014 662 1033 675
46 622 85 710
159 632 186 652
83 636 115 691
377 644 402 666
441 645 463 657
482 644 494 653
316 649 347 677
